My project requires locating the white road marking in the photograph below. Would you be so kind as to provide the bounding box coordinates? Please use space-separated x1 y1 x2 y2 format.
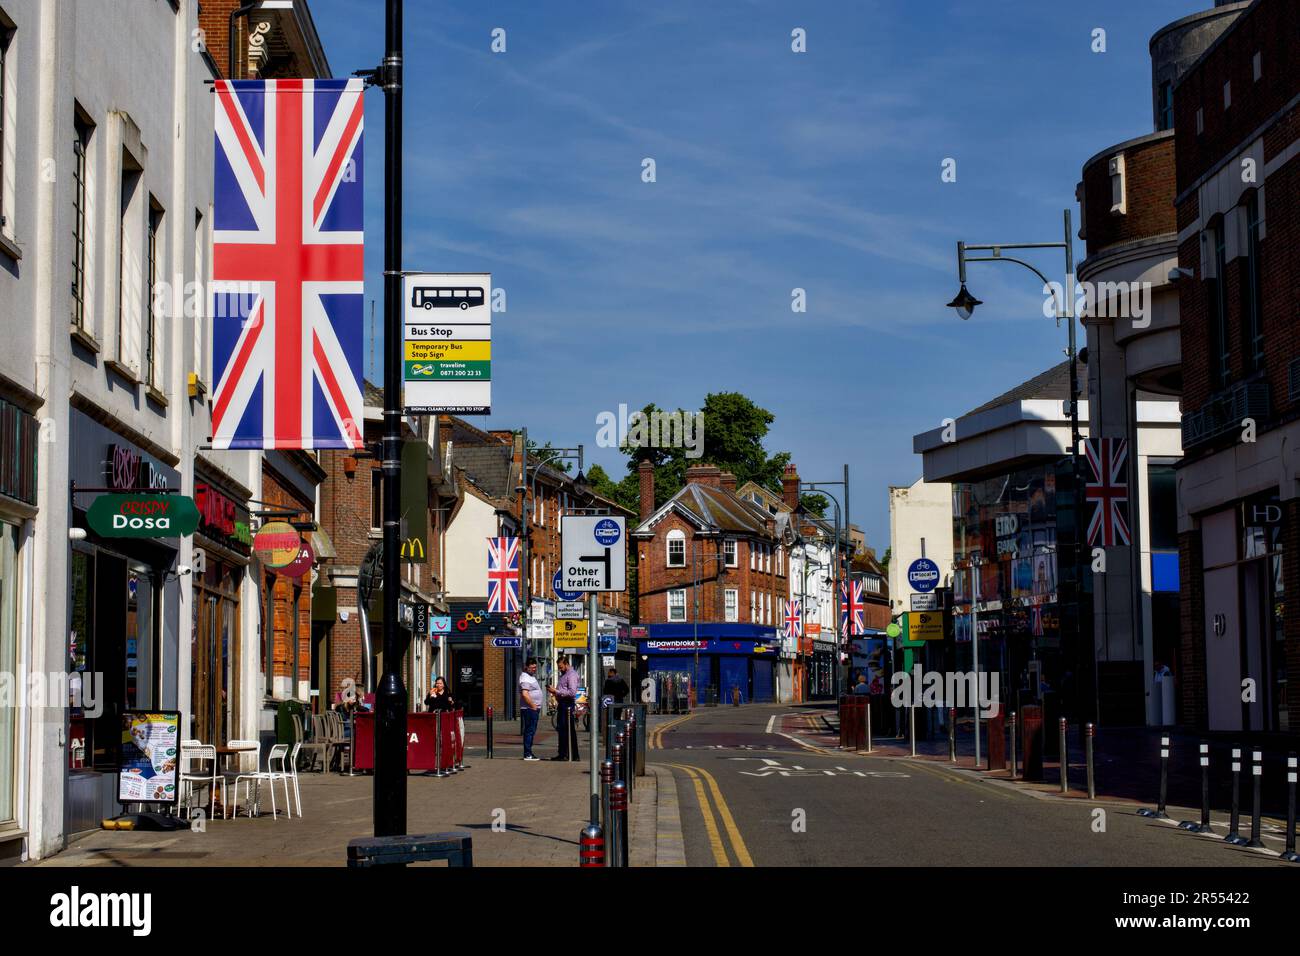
765 715 776 734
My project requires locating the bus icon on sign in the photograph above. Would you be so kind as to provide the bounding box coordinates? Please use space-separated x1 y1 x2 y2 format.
410 286 485 310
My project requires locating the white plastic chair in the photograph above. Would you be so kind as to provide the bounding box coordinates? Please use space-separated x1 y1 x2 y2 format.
180 742 221 820
286 742 303 817
232 743 292 821
222 739 261 819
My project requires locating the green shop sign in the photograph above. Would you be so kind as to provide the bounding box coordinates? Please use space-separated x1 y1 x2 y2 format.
86 494 200 538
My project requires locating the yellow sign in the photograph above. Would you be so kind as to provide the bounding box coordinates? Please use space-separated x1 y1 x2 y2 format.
553 619 589 648
906 611 944 641
404 341 492 362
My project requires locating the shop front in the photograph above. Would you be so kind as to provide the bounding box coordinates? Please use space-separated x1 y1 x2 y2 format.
190 472 252 747
0 395 38 854
641 623 781 704
67 412 182 831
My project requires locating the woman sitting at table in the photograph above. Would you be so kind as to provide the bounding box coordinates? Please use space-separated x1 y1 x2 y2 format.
423 677 455 713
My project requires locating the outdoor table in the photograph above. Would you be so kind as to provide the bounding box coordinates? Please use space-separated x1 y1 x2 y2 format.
215 744 260 815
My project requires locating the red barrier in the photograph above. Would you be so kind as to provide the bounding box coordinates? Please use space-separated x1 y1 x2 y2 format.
439 711 457 773
350 712 441 772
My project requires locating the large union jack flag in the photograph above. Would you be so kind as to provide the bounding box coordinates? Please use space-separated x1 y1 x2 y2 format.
1084 437 1131 547
211 79 365 450
840 577 865 638
486 537 521 613
783 598 802 641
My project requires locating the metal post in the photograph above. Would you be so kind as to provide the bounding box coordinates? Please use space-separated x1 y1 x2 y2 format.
1058 717 1069 793
1284 754 1298 863
908 701 916 758
1180 742 1210 831
1009 712 1018 779
865 694 873 753
588 592 599 823
600 758 614 855
971 565 981 768
842 462 850 699
1247 750 1264 848
948 707 956 763
486 705 493 759
1085 723 1095 799
1225 747 1246 845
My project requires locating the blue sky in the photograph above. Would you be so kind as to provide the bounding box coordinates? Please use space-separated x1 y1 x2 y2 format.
311 0 1194 548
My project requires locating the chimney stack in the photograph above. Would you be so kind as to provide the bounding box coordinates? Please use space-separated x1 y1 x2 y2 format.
638 461 655 522
782 463 800 511
719 471 737 494
685 464 721 488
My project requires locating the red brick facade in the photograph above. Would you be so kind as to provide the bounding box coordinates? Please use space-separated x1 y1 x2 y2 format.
1080 134 1177 252
260 459 315 691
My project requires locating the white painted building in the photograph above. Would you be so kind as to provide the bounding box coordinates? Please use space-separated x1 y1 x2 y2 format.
888 478 954 616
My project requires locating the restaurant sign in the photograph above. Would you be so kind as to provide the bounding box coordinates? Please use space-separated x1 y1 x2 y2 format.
252 521 302 568
86 493 200 538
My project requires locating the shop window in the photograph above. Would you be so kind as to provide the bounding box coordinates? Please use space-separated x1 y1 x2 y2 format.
0 521 18 824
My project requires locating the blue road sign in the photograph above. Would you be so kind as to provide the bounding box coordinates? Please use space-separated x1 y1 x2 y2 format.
598 634 616 655
491 636 523 648
553 568 582 601
907 557 940 593
593 518 621 546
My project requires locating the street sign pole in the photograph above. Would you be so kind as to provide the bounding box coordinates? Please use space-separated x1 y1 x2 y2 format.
374 0 407 839
589 590 600 824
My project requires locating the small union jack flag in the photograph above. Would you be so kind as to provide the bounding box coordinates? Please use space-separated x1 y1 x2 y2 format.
783 599 802 641
486 537 520 613
841 577 865 638
1084 438 1131 547
211 79 365 450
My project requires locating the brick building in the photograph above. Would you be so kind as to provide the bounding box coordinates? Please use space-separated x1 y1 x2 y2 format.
315 383 445 714
632 462 788 703
1171 0 1299 733
1070 3 1244 725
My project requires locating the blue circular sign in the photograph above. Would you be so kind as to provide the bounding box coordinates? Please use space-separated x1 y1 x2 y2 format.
907 557 940 593
593 518 621 546
552 568 581 601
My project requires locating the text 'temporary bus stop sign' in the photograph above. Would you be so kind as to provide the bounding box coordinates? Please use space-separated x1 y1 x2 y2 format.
560 515 626 592
402 272 491 415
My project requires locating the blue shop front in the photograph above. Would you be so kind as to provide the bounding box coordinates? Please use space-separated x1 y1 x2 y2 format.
641 623 780 704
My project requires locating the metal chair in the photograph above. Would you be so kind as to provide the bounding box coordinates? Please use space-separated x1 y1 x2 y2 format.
295 714 328 773
180 742 221 820
231 743 291 820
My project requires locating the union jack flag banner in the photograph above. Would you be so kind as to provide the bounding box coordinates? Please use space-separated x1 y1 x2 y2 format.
840 577 865 638
1084 437 1131 547
211 79 365 450
486 536 521 613
783 598 802 641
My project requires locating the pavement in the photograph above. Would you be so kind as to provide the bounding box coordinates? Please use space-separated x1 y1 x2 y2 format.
650 702 1297 867
34 720 663 868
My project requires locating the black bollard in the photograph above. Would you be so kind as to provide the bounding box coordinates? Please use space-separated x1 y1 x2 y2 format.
948 707 956 763
1058 717 1069 794
1139 735 1170 819
1085 723 1096 799
579 823 605 868
1283 754 1298 864
486 705 494 760
611 780 629 867
1225 747 1246 845
1010 712 1018 779
600 759 614 844
1179 742 1211 831
1246 750 1264 848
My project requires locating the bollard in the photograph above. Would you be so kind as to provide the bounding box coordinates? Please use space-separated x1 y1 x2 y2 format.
1058 717 1069 794
1009 712 1018 779
1140 735 1171 818
486 705 494 760
948 707 956 763
909 703 916 758
1224 747 1247 845
1085 723 1095 799
1179 742 1211 832
612 740 624 807
579 823 605 868
600 758 614 844
1283 754 1298 863
611 780 629 867
1247 750 1264 848
622 728 634 802
865 695 873 753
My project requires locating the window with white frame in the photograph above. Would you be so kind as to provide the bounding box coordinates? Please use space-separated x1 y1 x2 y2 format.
668 589 686 622
764 592 771 624
145 198 163 388
0 14 12 240
750 542 755 570
777 545 783 575
666 529 685 567
749 591 756 622
193 210 207 385
724 588 738 622
724 538 737 567
72 109 95 330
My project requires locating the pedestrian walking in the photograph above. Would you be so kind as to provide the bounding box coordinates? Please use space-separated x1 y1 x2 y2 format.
548 655 580 761
602 667 629 704
519 658 543 761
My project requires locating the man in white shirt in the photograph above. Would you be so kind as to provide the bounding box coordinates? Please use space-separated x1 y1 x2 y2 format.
519 658 543 761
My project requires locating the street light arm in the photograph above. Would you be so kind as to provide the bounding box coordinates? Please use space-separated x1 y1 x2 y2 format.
962 254 1066 318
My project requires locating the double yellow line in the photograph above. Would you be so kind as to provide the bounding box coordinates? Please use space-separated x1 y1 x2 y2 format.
662 763 753 866
648 711 697 750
